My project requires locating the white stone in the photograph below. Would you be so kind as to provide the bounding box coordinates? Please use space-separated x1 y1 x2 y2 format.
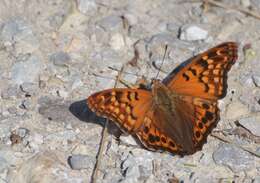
120 136 138 147
68 154 95 170
57 89 69 98
241 0 251 7
225 101 250 120
123 13 138 26
71 77 83 90
77 0 97 15
109 33 125 50
179 25 208 41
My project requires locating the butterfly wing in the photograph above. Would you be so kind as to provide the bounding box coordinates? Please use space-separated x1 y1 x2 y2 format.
87 88 152 133
164 42 238 100
177 96 219 153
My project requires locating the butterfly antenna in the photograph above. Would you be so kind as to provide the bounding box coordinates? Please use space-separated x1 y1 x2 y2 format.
155 44 168 79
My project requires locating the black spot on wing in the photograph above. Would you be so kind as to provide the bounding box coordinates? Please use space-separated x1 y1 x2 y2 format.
197 59 208 68
202 103 210 109
169 141 175 147
188 67 197 76
155 136 160 142
204 84 209 93
103 92 111 99
161 137 166 143
202 117 208 124
198 122 203 129
195 131 201 138
182 73 190 81
115 91 123 101
148 134 156 143
134 92 139 100
210 56 225 63
144 126 149 134
206 51 218 58
127 91 131 101
205 111 214 120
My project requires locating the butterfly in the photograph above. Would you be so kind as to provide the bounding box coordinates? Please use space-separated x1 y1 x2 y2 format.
87 42 238 155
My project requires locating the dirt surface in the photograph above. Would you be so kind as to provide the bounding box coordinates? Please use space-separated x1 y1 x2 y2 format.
0 0 260 183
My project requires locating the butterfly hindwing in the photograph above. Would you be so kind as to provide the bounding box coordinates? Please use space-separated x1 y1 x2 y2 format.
164 42 238 100
136 108 187 154
136 94 219 155
87 88 152 133
180 96 220 151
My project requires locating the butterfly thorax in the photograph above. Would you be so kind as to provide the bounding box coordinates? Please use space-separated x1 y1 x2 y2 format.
151 80 177 107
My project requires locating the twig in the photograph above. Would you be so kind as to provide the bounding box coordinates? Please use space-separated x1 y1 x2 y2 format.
211 132 260 158
108 66 143 77
91 66 125 183
203 0 260 20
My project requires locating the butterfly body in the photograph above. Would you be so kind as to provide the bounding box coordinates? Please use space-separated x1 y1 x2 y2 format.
87 42 238 155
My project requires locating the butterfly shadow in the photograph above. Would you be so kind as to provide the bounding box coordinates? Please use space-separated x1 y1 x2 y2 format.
69 99 123 138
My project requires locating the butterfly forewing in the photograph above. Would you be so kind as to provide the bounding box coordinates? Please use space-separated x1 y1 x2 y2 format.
87 88 152 133
164 42 238 100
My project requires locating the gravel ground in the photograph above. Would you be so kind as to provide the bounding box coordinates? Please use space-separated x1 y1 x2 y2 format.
0 0 260 183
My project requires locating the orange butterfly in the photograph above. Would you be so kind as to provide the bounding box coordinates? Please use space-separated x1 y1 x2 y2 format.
87 42 238 155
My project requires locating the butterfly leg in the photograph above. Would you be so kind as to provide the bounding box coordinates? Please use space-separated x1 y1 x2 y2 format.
133 76 150 89
118 78 135 88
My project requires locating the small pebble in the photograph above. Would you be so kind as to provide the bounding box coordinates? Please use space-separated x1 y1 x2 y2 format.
179 25 208 41
11 55 43 85
20 82 39 96
49 51 71 67
109 33 125 50
77 0 97 15
98 15 123 31
68 154 95 170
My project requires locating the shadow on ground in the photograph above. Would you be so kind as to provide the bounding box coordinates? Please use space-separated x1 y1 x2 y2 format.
69 99 122 137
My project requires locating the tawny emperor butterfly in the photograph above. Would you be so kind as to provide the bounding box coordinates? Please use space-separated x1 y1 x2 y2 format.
87 42 238 155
